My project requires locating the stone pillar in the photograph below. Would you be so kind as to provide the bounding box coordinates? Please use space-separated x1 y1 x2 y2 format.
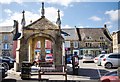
32 39 35 62
54 38 62 65
28 39 33 62
62 42 65 65
14 39 20 71
40 38 45 61
53 42 56 64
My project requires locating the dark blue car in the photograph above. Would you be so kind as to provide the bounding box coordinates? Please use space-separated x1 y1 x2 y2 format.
67 57 72 64
66 54 73 64
0 56 15 71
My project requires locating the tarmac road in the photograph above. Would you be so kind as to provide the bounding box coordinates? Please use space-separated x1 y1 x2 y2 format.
2 60 117 82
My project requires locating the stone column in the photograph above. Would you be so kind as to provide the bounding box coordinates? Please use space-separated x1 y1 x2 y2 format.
28 39 33 62
14 39 20 71
54 38 62 65
32 38 35 62
40 38 45 61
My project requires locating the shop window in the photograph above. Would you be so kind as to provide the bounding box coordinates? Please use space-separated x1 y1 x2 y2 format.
86 43 92 47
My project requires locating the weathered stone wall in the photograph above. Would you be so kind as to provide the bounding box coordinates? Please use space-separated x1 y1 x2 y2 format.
18 28 63 66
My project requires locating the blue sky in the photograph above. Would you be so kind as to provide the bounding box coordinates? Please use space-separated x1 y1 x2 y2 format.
0 0 119 33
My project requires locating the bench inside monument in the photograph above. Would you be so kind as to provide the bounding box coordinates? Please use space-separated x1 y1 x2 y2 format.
38 62 67 80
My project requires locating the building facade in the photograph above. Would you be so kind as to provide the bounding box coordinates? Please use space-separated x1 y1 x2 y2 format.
62 28 80 56
62 25 113 57
77 26 113 57
0 26 15 57
112 30 120 53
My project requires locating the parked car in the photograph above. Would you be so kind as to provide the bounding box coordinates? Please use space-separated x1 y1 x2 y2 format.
100 71 120 82
67 56 72 64
82 54 94 63
101 53 120 69
66 54 73 64
45 54 53 64
0 56 15 71
94 54 105 66
0 63 7 82
78 55 83 60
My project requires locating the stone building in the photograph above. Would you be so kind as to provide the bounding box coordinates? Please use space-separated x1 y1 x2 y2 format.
62 28 80 55
77 25 112 57
112 30 120 53
62 25 113 57
0 26 15 57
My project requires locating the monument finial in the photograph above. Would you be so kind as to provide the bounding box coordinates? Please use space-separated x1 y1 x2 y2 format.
56 9 61 27
21 10 26 27
41 2 45 17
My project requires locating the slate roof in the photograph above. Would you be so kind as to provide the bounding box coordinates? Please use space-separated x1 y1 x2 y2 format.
62 27 112 42
76 27 112 41
62 28 79 41
0 26 14 32
24 17 59 30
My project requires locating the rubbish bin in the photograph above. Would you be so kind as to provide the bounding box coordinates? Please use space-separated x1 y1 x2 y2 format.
21 61 31 80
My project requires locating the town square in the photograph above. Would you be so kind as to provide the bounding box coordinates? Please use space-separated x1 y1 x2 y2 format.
0 1 120 82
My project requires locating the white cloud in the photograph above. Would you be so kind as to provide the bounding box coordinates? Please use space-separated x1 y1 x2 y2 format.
105 10 119 21
39 0 75 7
0 11 39 28
89 16 102 21
62 25 73 29
0 0 22 4
0 0 119 6
0 7 64 29
78 25 84 28
4 9 12 14
39 7 64 23
104 21 111 25
4 9 12 16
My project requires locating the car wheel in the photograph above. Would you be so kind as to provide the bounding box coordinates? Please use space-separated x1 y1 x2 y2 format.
105 63 112 69
2 62 9 71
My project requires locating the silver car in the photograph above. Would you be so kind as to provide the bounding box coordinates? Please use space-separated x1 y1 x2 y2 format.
82 54 94 63
101 53 120 69
94 54 105 66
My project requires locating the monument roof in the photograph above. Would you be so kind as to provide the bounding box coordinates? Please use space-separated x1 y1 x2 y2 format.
24 17 59 30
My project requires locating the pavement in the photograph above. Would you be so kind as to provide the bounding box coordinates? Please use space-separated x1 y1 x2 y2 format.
5 64 99 82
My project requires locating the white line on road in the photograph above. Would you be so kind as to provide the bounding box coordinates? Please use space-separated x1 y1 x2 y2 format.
95 64 102 78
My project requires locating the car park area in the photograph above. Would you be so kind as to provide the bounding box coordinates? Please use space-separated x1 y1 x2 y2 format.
2 59 119 82
79 60 117 79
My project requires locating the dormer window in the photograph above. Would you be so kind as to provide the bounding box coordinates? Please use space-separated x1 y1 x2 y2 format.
86 36 91 40
100 37 104 40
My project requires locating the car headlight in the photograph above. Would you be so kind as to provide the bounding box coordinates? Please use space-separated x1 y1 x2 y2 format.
10 61 13 63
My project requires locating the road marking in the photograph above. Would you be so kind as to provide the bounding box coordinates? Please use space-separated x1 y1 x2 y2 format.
95 64 102 78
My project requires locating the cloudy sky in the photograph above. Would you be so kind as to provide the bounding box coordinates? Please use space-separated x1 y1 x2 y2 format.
0 0 119 33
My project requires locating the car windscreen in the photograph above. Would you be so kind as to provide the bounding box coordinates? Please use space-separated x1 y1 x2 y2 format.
100 55 105 58
46 56 52 59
